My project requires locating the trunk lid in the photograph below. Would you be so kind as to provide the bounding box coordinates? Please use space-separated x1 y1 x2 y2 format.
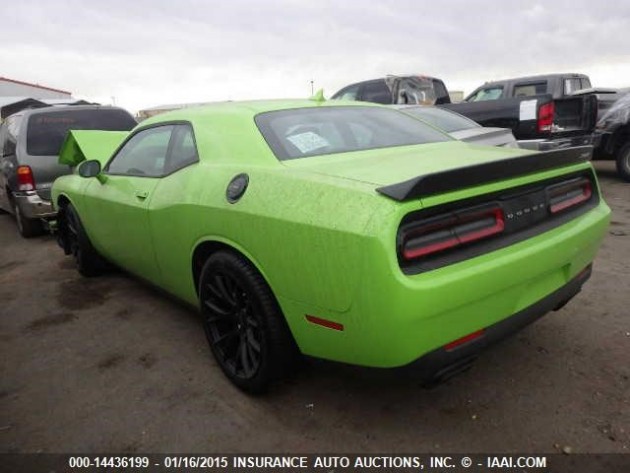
281 141 534 187
282 141 592 201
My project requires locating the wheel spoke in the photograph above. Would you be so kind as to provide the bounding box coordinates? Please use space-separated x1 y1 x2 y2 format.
239 337 252 375
214 328 239 346
246 329 261 353
206 281 225 301
214 275 236 306
245 315 259 328
203 299 232 316
246 342 258 371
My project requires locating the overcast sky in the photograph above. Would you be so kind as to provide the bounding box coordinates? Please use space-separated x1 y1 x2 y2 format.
2 0 630 113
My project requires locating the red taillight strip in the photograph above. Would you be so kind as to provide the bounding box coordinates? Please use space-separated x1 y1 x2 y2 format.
403 235 459 259
402 207 504 260
549 181 592 214
457 208 505 244
305 315 344 331
444 329 485 351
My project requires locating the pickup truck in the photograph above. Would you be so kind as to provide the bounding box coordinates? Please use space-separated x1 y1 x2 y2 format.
590 88 630 181
331 73 598 150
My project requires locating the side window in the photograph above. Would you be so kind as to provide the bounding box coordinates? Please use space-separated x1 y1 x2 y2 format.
513 82 547 97
333 84 360 101
467 87 503 102
360 80 393 104
106 125 173 177
166 124 199 173
1 114 22 156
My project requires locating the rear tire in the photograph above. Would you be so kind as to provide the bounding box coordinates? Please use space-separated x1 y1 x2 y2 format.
199 251 301 393
63 203 105 277
13 199 43 238
616 142 630 182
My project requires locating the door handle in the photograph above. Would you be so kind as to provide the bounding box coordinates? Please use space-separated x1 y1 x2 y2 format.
135 190 149 200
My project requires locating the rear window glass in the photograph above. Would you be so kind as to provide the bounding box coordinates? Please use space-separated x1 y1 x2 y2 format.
255 106 451 161
513 82 547 97
26 109 136 156
360 80 393 104
402 106 479 132
564 77 592 94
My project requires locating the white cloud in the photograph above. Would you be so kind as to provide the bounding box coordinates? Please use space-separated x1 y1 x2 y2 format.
1 0 629 113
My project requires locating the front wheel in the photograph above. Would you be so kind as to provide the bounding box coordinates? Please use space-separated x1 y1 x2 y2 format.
616 142 630 182
63 203 106 277
199 251 300 393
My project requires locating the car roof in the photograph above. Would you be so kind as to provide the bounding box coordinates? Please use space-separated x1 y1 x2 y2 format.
18 104 131 117
476 73 588 88
141 98 383 125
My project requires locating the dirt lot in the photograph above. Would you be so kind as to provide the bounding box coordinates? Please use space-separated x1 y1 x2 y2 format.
1 161 628 454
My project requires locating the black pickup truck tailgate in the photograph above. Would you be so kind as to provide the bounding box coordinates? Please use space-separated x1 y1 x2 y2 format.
441 93 598 142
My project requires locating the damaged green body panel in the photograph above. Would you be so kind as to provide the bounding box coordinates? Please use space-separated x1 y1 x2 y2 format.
51 100 610 368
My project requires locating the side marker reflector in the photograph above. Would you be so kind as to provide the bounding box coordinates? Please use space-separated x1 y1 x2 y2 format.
444 329 484 351
305 315 344 331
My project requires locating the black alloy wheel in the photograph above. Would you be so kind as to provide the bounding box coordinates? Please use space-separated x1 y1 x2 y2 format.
199 251 300 393
202 271 263 380
63 204 104 277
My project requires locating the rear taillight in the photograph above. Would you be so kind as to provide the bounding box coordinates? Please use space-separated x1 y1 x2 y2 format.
538 102 555 133
402 205 504 260
548 178 592 214
17 165 35 191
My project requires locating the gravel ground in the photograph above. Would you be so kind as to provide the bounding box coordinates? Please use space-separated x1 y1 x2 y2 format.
0 161 628 454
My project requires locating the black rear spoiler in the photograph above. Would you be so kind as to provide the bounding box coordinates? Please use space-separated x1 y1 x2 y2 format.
376 146 593 202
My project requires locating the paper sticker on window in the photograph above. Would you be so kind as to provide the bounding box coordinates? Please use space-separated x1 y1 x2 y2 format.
519 99 537 121
286 132 329 154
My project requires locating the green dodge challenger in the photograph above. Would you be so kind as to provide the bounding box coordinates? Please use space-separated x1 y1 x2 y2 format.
52 99 610 392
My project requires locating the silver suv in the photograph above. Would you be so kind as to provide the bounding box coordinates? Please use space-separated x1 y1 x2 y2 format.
0 105 136 237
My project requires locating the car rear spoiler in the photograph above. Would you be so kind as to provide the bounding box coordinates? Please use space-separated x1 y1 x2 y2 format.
59 129 128 167
376 146 593 202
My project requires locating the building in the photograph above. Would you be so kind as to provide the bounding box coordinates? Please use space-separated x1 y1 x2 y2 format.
448 90 464 103
0 76 72 100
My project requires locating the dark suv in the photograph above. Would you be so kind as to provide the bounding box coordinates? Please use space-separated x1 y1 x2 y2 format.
0 105 136 237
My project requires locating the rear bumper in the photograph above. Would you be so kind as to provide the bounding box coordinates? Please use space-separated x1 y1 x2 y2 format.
518 133 599 152
403 264 592 384
289 200 610 368
14 191 56 219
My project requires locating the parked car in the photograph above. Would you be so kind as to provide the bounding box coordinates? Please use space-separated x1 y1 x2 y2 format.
332 73 598 150
397 105 518 147
52 99 610 393
0 105 137 237
592 89 630 181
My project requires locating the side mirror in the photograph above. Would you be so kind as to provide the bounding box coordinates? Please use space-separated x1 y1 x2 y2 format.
78 160 101 178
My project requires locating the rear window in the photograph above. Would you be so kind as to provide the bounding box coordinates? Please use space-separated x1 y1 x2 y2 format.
26 109 136 156
564 77 592 94
360 80 393 104
513 82 547 97
403 107 479 132
255 106 451 161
